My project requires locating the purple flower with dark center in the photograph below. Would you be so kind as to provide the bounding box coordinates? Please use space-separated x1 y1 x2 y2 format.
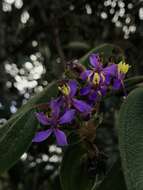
58 80 92 114
81 53 117 86
80 54 117 103
33 99 75 146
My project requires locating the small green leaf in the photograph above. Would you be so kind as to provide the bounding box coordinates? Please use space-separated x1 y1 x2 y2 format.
60 143 94 190
118 88 143 190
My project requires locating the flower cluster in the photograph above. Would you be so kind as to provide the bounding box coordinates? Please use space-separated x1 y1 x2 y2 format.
33 53 130 146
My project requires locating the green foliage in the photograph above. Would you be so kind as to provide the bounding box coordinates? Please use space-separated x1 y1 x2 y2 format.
118 88 143 190
0 0 142 188
60 143 94 190
0 43 143 189
0 110 37 174
0 82 58 174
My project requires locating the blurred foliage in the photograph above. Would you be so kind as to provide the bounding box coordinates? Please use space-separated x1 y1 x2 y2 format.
0 0 143 189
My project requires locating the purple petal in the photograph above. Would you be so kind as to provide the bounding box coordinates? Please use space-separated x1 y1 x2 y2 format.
50 98 61 118
32 129 52 142
103 64 117 77
80 70 91 80
72 98 92 113
100 86 107 96
59 109 75 124
68 80 78 97
113 79 122 89
118 73 125 80
80 85 91 96
54 129 68 146
105 75 111 85
36 112 50 125
89 54 100 69
89 91 98 101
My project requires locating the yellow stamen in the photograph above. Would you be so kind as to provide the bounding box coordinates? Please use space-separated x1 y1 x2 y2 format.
58 84 70 96
118 61 130 74
92 73 100 85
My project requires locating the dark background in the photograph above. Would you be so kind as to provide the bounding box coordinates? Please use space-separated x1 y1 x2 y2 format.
0 0 143 189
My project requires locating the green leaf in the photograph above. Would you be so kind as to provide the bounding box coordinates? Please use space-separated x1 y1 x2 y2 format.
60 143 94 190
118 88 143 190
97 159 126 190
0 109 37 173
0 82 58 173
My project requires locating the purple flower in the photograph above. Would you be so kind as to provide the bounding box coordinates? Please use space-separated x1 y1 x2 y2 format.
33 99 75 146
113 61 130 90
32 128 68 146
59 80 92 114
80 54 118 103
81 53 117 86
